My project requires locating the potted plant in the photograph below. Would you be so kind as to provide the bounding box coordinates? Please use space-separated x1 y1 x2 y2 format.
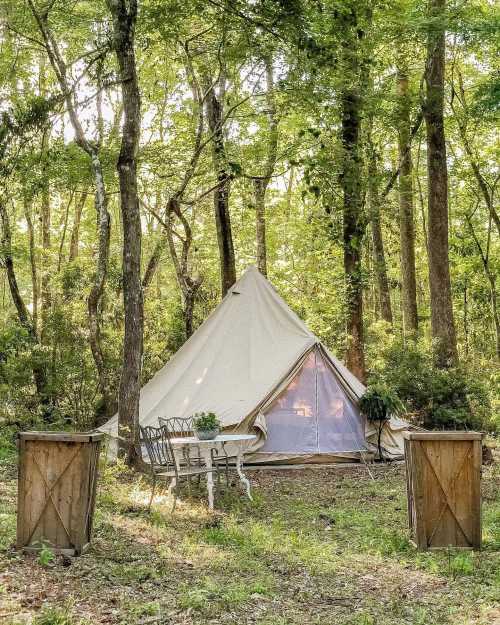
192 412 221 440
359 386 403 461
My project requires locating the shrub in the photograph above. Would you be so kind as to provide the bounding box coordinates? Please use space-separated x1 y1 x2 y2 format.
367 336 494 432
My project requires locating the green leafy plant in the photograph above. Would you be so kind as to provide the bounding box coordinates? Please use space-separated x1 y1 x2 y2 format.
37 541 55 567
193 412 220 432
359 386 403 460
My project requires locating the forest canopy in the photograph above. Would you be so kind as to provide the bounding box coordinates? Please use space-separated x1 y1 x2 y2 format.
0 0 498 457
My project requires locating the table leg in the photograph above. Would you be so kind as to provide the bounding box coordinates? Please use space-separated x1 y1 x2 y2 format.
236 448 252 501
168 477 177 495
202 448 214 512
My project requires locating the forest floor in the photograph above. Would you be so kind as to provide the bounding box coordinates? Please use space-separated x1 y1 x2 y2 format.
0 452 499 625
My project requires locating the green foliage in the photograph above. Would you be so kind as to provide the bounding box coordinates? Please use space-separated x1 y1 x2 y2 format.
193 411 220 431
0 0 497 444
368 335 495 431
37 542 55 567
359 385 403 422
30 606 77 625
447 551 475 578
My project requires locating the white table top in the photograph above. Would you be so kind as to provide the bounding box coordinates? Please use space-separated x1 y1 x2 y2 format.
169 433 257 446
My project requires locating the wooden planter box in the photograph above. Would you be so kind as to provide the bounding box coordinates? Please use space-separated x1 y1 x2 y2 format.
404 431 482 550
17 432 103 556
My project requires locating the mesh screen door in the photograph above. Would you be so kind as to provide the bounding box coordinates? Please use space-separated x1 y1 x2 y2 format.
260 348 366 454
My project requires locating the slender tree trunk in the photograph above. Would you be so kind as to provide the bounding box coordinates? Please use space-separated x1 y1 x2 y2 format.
0 202 48 399
165 198 203 340
23 195 39 335
87 160 113 418
254 179 268 276
29 0 114 417
57 191 73 272
40 130 51 344
486 272 500 361
466 215 500 361
253 57 278 277
184 290 196 339
423 0 458 367
107 0 144 467
451 70 500 238
204 76 236 296
397 68 418 335
68 190 87 262
463 280 468 358
368 147 392 325
142 236 164 290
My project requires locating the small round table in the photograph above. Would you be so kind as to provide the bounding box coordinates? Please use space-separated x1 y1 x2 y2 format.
168 434 257 511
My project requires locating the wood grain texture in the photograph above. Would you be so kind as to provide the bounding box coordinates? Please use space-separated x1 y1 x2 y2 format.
17 433 102 555
404 433 482 550
403 431 483 441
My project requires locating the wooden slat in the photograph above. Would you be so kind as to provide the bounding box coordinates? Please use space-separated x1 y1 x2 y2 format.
403 431 483 441
17 436 102 555
16 436 26 550
404 434 482 551
471 440 482 549
412 441 427 548
19 431 104 443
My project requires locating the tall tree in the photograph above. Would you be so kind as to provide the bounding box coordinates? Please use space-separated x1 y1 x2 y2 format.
68 190 88 262
466 209 499 361
423 0 458 367
204 72 236 297
368 142 392 325
28 0 114 415
397 66 418 335
0 201 48 399
107 0 144 466
339 6 370 382
252 56 278 277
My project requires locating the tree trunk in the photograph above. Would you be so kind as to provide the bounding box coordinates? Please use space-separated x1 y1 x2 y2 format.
368 147 392 325
204 75 236 297
184 289 196 339
254 178 268 277
424 0 458 367
87 158 113 418
341 85 366 382
29 0 114 418
0 202 48 399
68 190 87 262
397 69 418 335
253 57 278 277
466 215 500 361
451 70 500 238
165 198 203 340
40 130 51 344
107 0 144 467
23 194 38 335
142 236 164 290
57 191 74 272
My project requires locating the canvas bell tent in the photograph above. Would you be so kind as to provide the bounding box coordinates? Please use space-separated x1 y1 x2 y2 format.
101 266 409 462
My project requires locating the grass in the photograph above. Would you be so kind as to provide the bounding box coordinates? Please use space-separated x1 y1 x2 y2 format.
0 455 499 625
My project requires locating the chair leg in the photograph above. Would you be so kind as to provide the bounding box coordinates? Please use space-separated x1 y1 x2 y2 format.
168 477 178 513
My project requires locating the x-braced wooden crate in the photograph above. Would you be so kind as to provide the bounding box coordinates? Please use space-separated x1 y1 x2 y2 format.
404 431 482 550
17 432 103 556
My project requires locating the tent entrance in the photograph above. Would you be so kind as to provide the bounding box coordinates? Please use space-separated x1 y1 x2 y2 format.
260 348 366 455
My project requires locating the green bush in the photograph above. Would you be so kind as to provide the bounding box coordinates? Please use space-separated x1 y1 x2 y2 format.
367 336 494 432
